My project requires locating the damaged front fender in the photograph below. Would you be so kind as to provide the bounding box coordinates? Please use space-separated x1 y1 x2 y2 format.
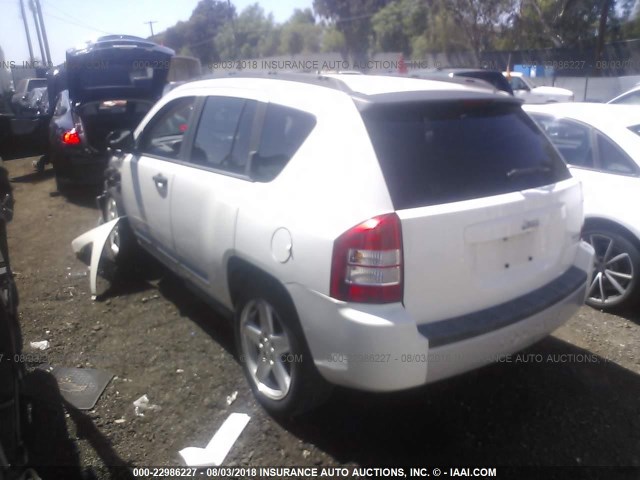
71 218 123 300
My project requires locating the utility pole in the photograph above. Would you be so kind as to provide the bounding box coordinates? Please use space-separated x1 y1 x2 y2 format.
227 0 237 60
18 0 35 64
144 21 157 38
29 0 46 65
34 0 51 66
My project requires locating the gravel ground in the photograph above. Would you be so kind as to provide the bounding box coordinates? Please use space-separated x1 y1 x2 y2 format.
4 156 640 478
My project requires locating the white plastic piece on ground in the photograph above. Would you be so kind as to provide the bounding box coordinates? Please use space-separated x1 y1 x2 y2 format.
70 218 121 300
133 394 161 417
226 391 238 406
30 340 50 350
179 413 251 467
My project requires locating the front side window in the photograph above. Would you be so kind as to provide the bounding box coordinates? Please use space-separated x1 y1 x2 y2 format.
139 96 196 160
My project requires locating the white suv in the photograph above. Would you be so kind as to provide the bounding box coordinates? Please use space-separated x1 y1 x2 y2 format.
99 73 593 415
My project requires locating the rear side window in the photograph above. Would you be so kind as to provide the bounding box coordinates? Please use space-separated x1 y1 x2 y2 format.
252 104 316 182
190 96 257 174
597 133 639 175
362 102 570 209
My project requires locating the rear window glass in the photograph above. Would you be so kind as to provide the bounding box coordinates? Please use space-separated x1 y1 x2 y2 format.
362 101 570 209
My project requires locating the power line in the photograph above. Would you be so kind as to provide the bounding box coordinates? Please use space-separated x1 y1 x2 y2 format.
40 0 102 27
39 0 114 36
41 10 114 36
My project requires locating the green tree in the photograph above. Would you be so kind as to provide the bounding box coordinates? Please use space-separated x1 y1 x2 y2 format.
437 0 516 58
279 8 322 55
216 4 280 60
320 25 347 54
371 0 429 54
622 7 640 38
313 0 390 61
159 20 190 55
500 0 636 50
184 0 235 63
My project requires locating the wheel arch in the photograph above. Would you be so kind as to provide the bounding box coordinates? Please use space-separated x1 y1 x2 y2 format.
226 254 332 414
226 256 297 313
583 216 640 251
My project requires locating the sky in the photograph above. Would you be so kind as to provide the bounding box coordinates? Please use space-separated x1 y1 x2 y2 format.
0 0 313 65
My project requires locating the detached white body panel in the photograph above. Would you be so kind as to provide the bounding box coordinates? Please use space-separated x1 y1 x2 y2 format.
71 218 122 299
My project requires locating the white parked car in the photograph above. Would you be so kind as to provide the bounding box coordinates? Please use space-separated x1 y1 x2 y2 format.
525 103 640 310
98 73 593 415
607 85 640 105
504 72 574 104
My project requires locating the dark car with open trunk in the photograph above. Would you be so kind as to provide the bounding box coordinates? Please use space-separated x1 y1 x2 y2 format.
47 35 174 191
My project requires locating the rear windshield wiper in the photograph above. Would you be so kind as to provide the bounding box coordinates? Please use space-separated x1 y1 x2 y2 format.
506 165 552 179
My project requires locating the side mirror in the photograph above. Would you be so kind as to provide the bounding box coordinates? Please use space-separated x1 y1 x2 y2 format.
106 129 134 155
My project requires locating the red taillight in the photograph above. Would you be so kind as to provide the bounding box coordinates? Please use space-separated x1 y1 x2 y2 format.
61 128 81 145
330 213 403 304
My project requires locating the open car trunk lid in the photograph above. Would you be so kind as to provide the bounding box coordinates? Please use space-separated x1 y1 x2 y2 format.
78 99 152 151
66 35 174 105
361 98 583 325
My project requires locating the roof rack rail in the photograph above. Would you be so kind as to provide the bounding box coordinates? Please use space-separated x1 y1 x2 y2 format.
194 70 354 94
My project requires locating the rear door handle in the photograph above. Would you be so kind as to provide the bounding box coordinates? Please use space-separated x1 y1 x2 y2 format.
152 173 168 193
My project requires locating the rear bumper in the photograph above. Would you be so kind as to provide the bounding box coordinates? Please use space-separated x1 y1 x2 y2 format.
52 150 108 185
288 240 594 392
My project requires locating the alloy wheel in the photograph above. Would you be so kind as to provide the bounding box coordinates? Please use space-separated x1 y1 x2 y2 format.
239 298 293 400
586 233 634 306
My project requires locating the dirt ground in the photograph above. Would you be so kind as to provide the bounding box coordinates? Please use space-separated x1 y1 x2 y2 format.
4 155 640 478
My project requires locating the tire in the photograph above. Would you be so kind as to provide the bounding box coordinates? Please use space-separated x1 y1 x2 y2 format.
34 155 47 174
101 185 134 268
0 287 24 471
583 229 640 311
235 279 332 416
54 172 70 194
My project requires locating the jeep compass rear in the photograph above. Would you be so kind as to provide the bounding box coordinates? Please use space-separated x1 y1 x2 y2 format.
95 74 593 415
